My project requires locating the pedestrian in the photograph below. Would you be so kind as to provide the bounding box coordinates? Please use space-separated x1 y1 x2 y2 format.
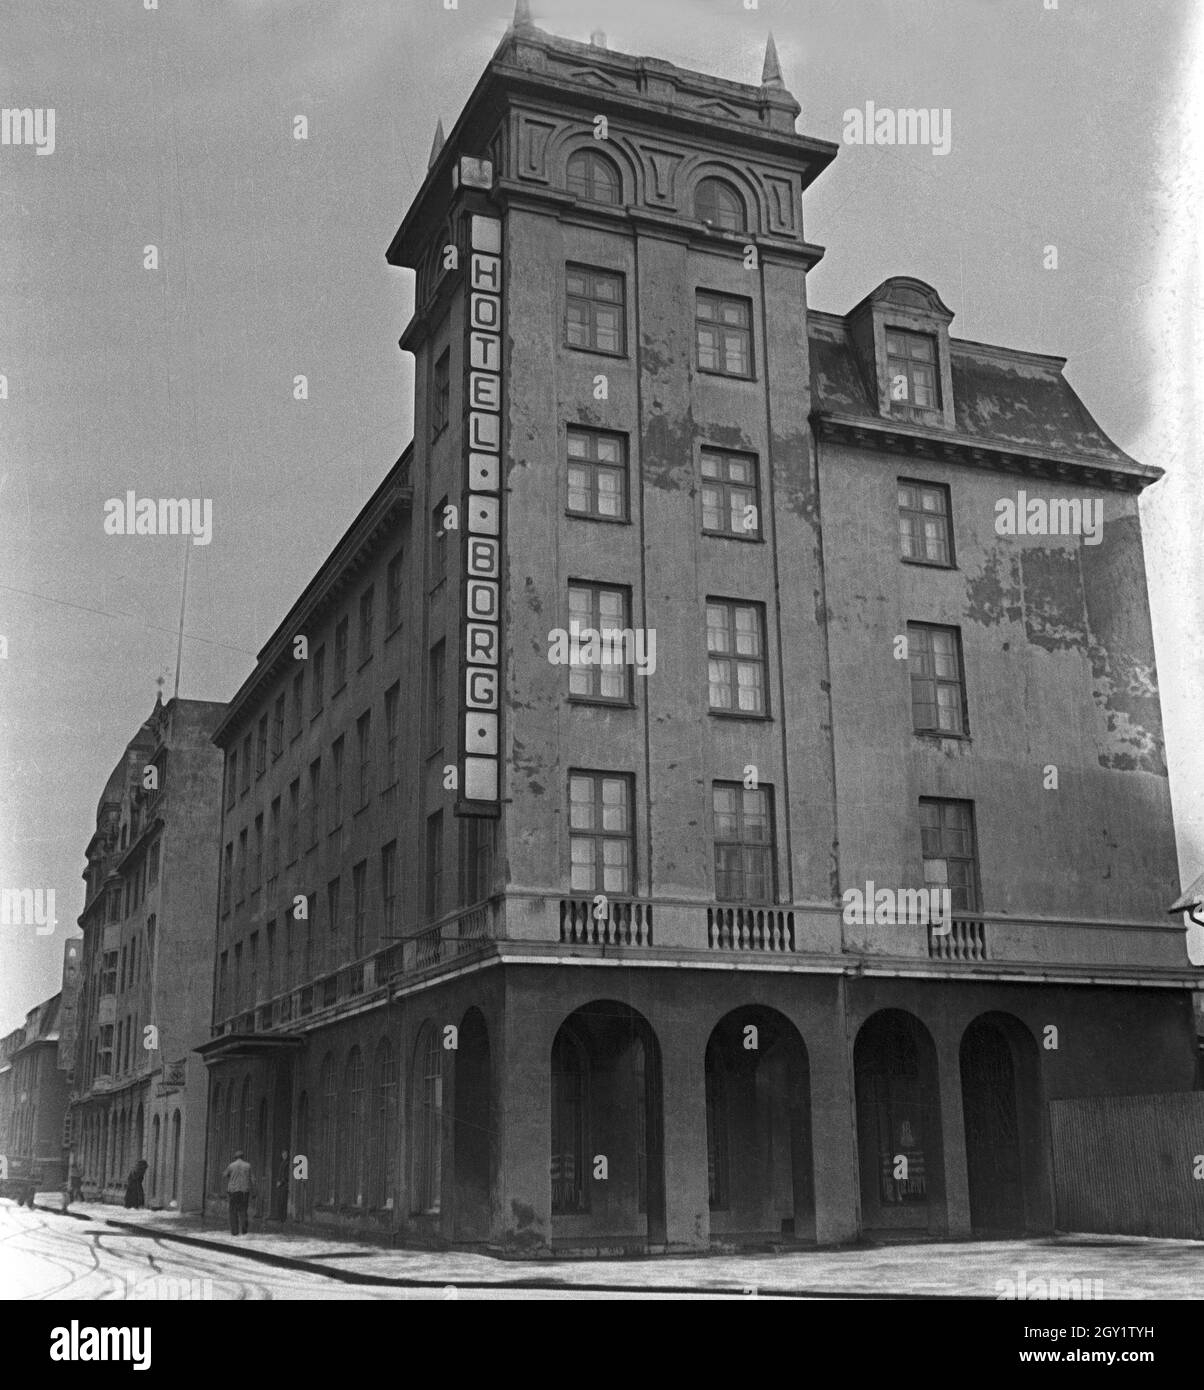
273 1148 290 1221
19 1164 42 1208
123 1159 148 1209
65 1153 83 1208
223 1149 254 1235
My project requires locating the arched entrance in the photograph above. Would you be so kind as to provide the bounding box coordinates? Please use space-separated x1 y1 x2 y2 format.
854 1010 946 1233
410 1022 443 1217
453 1008 493 1241
960 1013 1045 1232
704 1006 814 1242
549 1001 665 1248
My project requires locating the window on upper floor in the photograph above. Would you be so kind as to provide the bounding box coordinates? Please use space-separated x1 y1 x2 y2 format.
430 500 448 590
701 448 760 539
240 734 252 793
566 264 625 356
886 329 940 421
425 810 444 922
381 840 399 939
713 782 775 902
311 645 326 716
568 582 632 705
256 716 268 776
333 616 349 691
386 550 404 633
695 177 746 233
919 798 980 913
432 350 450 439
356 710 372 811
461 816 495 908
706 599 767 717
898 478 954 567
427 641 446 752
569 771 633 897
907 623 968 736
384 683 401 788
330 737 344 832
567 426 628 522
226 750 237 810
359 585 375 665
272 692 285 759
567 148 621 206
292 671 305 739
697 291 753 378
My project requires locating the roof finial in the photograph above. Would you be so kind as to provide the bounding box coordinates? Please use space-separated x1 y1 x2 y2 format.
428 118 445 170
761 32 783 89
512 0 534 31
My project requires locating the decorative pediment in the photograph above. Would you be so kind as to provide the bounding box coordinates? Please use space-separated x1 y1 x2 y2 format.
560 65 625 91
693 99 746 122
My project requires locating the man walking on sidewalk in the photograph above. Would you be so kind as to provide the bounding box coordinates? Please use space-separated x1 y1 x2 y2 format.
223 1150 254 1235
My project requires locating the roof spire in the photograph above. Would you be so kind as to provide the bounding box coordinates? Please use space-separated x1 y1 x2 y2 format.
512 0 534 31
428 117 445 169
761 32 783 89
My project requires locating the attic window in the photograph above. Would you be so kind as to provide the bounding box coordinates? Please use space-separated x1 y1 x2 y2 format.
886 329 940 421
567 149 621 206
695 178 746 233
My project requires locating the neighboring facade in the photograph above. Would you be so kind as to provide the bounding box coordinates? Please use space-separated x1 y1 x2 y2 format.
69 697 224 1211
2 994 69 1189
200 12 1199 1252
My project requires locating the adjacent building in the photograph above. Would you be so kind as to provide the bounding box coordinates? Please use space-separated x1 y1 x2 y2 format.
69 696 224 1210
198 11 1199 1252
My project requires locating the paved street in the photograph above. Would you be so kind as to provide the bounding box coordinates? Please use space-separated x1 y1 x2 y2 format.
2 1196 1202 1300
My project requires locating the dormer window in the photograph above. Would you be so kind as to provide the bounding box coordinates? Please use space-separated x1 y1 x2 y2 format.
886 329 940 421
695 177 746 233
567 149 621 206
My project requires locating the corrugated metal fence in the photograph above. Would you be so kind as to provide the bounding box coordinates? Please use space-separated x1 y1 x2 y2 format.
1050 1092 1204 1239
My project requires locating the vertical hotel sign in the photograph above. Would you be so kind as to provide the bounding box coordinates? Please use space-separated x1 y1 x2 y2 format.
460 210 503 814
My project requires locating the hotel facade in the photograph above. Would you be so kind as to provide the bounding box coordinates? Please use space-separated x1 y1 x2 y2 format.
199 13 1198 1251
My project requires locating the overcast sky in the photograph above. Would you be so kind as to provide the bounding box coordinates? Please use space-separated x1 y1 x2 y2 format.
2 0 1201 1033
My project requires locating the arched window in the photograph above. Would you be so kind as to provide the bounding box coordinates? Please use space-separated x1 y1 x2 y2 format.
551 1028 588 1214
371 1038 397 1209
345 1048 365 1207
567 148 621 206
695 176 746 232
411 1024 442 1214
320 1053 337 1204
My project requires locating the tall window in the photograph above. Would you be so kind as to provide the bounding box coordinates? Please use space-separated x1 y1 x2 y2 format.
713 782 775 901
358 585 375 665
569 772 633 895
307 760 321 849
567 427 627 521
424 812 444 921
326 877 341 969
268 797 281 881
431 499 448 589
461 818 494 906
355 710 372 809
412 1024 442 1214
241 734 252 792
272 693 285 758
695 176 745 231
287 779 300 863
248 932 259 1004
566 148 621 205
706 600 767 715
551 1029 588 1213
265 920 276 998
384 683 401 787
320 1054 337 1205
568 582 631 703
908 623 968 735
345 1048 365 1207
225 751 237 810
236 829 247 904
565 264 625 355
886 329 940 420
221 843 232 915
381 841 398 938
919 798 980 912
431 350 451 438
701 449 760 538
386 550 404 632
697 291 753 377
311 644 326 715
330 737 344 831
898 479 953 567
333 616 349 690
427 642 446 751
292 670 304 738
352 860 367 958
372 1039 397 1210
256 715 268 776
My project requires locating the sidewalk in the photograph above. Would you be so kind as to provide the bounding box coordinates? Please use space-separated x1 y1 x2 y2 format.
34 1197 1204 1297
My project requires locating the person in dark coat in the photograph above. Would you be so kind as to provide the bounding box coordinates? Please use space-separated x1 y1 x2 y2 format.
123 1159 149 1209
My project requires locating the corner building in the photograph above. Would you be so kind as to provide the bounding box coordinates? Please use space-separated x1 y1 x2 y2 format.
201 14 1198 1251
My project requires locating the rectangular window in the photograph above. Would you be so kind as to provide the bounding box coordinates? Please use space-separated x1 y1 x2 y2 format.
268 798 281 881
272 692 285 758
428 641 446 751
386 549 404 632
919 798 980 913
713 783 775 902
221 842 233 915
352 860 367 958
381 841 398 938
292 671 305 738
241 734 252 792
253 814 264 891
565 264 625 355
697 291 753 378
236 829 248 904
886 329 940 419
333 616 349 691
898 479 954 567
432 349 450 438
102 951 117 995
384 683 401 788
430 500 448 589
330 737 344 831
265 920 276 999
425 811 444 921
567 427 628 521
356 709 372 810
908 623 968 735
359 585 375 665
287 778 300 863
256 715 268 776
461 817 495 907
568 582 631 704
707 600 767 716
569 772 633 895
701 449 760 539
327 877 341 969
308 759 321 849
234 942 243 1011
226 751 237 810
147 840 160 885
249 932 259 1004
311 644 326 715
